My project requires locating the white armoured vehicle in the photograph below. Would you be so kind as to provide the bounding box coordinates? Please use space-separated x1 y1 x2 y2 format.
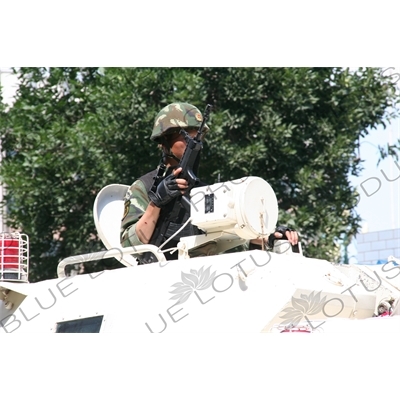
1 177 399 333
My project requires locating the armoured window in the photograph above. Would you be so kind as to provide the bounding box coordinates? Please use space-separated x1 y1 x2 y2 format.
55 316 104 333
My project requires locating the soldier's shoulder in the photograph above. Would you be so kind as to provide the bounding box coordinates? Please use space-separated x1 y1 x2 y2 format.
138 169 158 192
126 169 158 194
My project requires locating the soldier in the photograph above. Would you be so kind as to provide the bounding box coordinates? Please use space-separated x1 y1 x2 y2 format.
120 102 298 264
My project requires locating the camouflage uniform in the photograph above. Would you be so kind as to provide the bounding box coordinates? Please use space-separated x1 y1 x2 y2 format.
120 169 158 248
120 102 209 262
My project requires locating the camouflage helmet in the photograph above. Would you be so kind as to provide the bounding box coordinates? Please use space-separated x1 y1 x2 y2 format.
151 102 209 141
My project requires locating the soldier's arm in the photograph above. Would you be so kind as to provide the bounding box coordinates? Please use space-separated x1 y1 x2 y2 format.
120 180 154 247
134 202 161 244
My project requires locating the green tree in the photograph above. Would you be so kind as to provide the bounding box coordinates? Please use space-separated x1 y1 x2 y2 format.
0 67 398 282
196 67 399 259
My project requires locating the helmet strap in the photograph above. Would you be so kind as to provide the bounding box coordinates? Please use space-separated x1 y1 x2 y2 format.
164 151 181 164
160 137 181 164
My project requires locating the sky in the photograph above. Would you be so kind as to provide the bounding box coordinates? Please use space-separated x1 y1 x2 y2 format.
351 117 400 233
0 68 16 108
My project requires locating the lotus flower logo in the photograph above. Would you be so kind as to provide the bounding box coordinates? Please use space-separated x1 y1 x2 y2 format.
169 266 217 305
280 291 327 327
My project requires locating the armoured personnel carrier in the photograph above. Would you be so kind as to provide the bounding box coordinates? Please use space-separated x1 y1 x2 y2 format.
1 177 399 333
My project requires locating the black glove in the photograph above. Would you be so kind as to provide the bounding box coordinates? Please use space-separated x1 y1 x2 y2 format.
267 226 300 253
148 174 181 208
267 226 293 249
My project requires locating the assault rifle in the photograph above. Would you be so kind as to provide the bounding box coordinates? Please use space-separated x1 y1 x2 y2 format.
177 103 212 211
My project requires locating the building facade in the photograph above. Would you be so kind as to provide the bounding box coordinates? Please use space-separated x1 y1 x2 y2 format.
356 228 400 264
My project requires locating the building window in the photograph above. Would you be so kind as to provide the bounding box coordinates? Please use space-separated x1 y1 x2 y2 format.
55 316 103 333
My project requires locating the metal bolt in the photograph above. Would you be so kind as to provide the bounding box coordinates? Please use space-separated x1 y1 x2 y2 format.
4 301 13 310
